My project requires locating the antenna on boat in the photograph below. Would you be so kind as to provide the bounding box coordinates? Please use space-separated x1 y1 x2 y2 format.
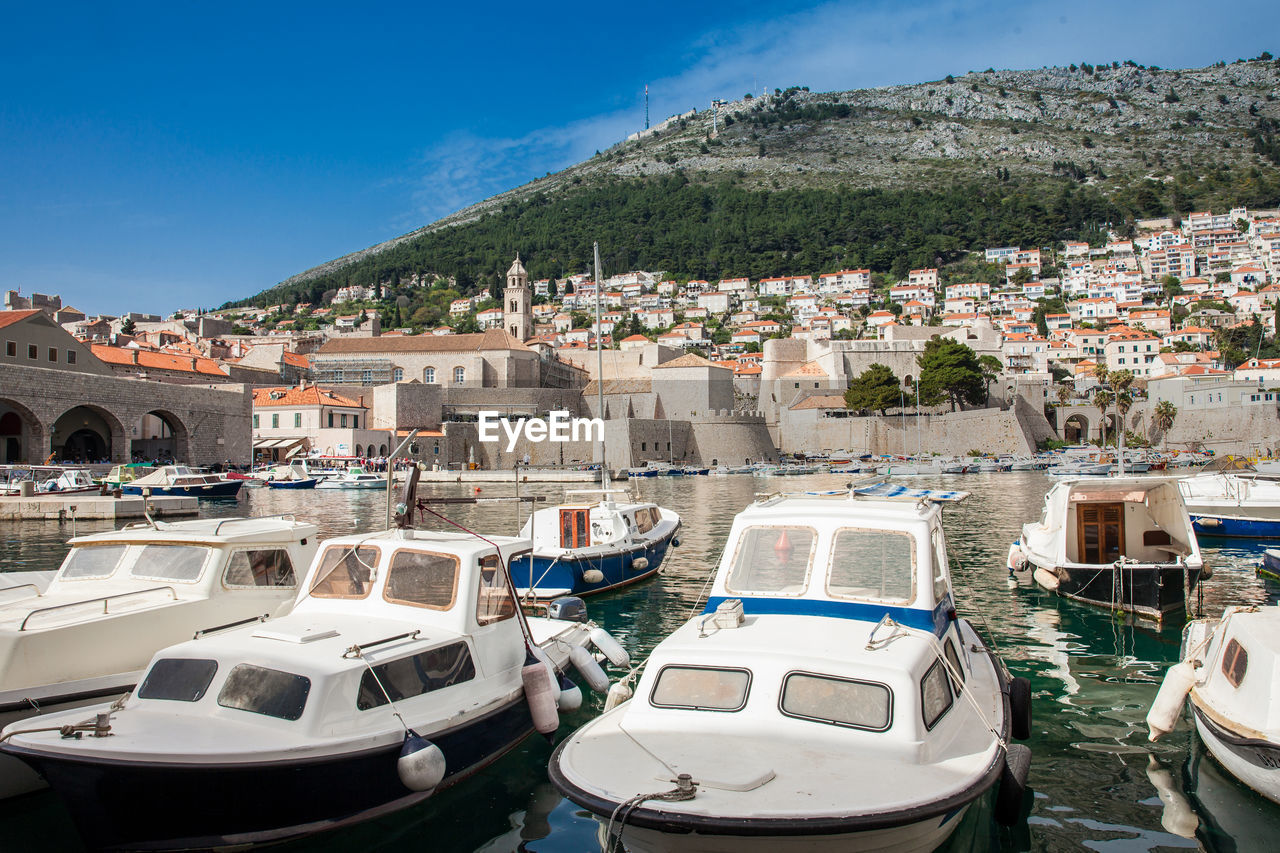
593 241 608 493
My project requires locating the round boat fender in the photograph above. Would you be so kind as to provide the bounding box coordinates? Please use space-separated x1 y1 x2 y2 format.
521 655 560 738
581 569 605 585
1007 542 1027 573
556 674 583 712
1146 661 1196 741
1200 562 1212 579
995 743 1032 826
603 679 633 712
1032 567 1060 592
397 731 447 792
530 646 561 703
631 556 649 571
570 643 611 693
671 537 681 548
589 627 630 668
1009 676 1032 741
1197 517 1221 528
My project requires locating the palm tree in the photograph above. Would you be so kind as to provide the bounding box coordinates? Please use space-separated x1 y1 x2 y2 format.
1093 388 1113 445
1056 384 1073 406
1153 400 1178 451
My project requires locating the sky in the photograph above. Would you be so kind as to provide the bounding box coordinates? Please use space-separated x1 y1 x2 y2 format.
1 1 1277 316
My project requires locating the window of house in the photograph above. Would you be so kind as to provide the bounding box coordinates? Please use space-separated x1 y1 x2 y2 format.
328 412 334 427
47 347 57 362
384 550 459 610
252 414 259 428
66 350 76 364
4 341 13 357
361 369 372 384
294 412 301 428
454 367 465 384
272 413 279 428
357 642 476 710
424 367 435 384
27 344 37 359
393 368 403 382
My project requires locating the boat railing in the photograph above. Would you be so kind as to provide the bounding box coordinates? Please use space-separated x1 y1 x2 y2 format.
0 583 43 602
194 613 270 640
212 514 298 535
19 586 179 631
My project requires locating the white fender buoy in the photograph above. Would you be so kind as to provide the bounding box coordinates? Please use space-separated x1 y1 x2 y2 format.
1147 661 1196 741
531 646 561 702
1007 543 1027 573
603 680 633 712
570 643 611 693
582 569 605 584
590 626 630 668
522 657 560 737
1146 754 1199 837
1033 567 1060 591
631 556 649 571
556 678 583 712
397 732 447 792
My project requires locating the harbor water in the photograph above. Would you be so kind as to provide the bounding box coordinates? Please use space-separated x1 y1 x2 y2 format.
2 471 1278 851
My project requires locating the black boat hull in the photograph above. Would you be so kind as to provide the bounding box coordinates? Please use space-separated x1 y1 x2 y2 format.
2 696 534 850
1041 562 1203 620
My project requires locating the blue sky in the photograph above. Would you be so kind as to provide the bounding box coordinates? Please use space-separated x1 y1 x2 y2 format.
1 1 1276 316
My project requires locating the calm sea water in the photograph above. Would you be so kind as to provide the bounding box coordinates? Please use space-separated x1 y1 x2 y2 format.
2 472 1279 852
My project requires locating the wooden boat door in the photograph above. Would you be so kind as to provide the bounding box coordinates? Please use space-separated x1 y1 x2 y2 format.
560 508 589 548
1077 502 1124 564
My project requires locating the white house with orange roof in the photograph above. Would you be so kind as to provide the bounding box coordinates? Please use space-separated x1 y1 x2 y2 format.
817 269 871 293
476 306 505 329
1045 313 1072 332
449 297 475 316
944 296 976 315
866 310 896 328
758 276 791 296
732 328 762 346
252 384 390 462
1231 263 1268 289
1104 330 1160 376
697 291 731 313
1127 308 1172 335
908 268 938 289
1063 241 1090 259
1069 297 1118 324
1234 357 1280 382
890 284 934 306
718 277 751 294
1002 333 1050 374
1229 289 1265 316
788 275 814 293
619 334 650 352
945 282 990 301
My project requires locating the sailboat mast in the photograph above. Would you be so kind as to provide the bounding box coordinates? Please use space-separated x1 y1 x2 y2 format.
594 242 607 491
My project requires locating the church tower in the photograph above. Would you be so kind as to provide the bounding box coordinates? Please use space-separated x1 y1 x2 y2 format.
504 255 532 342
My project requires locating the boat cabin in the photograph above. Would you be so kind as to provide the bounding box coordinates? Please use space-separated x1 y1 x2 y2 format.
1044 479 1196 566
526 495 666 553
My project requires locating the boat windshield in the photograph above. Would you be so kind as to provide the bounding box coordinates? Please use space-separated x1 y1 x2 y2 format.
384 550 459 610
650 665 751 712
217 664 310 721
137 658 218 702
725 526 816 595
131 545 212 582
780 672 892 731
309 545 380 599
59 544 128 579
827 528 916 604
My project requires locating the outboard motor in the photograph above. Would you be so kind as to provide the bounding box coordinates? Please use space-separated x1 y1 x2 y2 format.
548 596 589 623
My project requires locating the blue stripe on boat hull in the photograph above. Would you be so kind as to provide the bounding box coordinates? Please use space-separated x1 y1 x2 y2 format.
510 526 679 598
701 594 954 637
1191 515 1280 539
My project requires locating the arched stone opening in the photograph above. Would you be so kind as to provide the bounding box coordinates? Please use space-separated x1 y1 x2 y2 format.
0 399 44 464
50 405 126 464
131 409 190 464
1062 413 1091 444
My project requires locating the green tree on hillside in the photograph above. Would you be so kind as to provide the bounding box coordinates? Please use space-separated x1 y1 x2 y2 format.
917 339 985 412
978 355 1003 403
845 364 906 416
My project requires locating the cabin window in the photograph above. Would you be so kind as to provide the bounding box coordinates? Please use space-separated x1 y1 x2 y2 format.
223 548 297 588
384 550 459 610
476 554 516 625
634 508 655 534
650 665 751 712
725 526 816 595
931 528 950 603
357 641 477 710
217 664 311 721
827 528 915 603
131 544 210 582
921 658 955 730
309 545 380 599
780 671 892 731
560 508 589 549
1077 503 1124 564
1222 638 1248 688
60 544 127 579
137 658 218 702
943 638 966 691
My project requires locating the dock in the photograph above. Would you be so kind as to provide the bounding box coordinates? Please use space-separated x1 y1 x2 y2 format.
414 468 614 484
0 495 199 522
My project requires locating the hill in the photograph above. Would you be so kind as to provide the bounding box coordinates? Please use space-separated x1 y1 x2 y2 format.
231 56 1280 311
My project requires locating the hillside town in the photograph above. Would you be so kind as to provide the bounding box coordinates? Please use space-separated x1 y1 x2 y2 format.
4 204 1280 470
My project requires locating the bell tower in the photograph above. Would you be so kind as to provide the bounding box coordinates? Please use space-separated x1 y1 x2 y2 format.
504 255 531 342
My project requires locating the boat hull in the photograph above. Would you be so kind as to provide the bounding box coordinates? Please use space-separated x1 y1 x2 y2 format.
3 696 535 850
121 481 242 498
511 524 679 598
315 480 387 490
1192 701 1280 806
1034 561 1202 620
1191 514 1280 539
265 478 317 489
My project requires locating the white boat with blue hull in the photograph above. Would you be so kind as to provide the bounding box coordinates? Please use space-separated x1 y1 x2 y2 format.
0 471 630 850
549 484 1031 853
510 491 681 599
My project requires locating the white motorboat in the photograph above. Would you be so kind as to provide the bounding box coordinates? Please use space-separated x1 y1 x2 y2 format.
1177 455 1280 538
1008 477 1206 621
0 466 100 496
0 471 629 849
315 466 388 489
1148 604 1280 806
0 515 318 798
550 482 1031 853
510 490 681 599
121 465 243 498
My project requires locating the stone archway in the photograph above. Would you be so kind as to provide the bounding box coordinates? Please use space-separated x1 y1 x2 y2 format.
1061 412 1091 444
131 409 191 464
50 405 126 464
0 399 45 464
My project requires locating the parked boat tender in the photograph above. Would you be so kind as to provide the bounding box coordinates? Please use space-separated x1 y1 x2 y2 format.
315 466 387 490
550 484 1031 853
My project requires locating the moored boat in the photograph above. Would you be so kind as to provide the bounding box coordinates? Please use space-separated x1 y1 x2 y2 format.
314 466 387 490
121 465 243 498
1178 456 1280 538
1008 477 1206 620
549 483 1031 853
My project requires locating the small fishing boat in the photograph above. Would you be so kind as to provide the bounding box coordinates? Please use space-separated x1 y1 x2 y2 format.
0 471 630 849
0 466 101 496
0 515 318 798
263 465 318 489
550 482 1031 853
315 466 387 490
121 465 243 498
101 463 157 489
510 490 681 599
1008 477 1206 620
1178 456 1280 538
1148 604 1280 805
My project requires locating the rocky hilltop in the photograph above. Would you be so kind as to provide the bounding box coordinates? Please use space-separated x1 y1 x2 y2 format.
257 57 1280 301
